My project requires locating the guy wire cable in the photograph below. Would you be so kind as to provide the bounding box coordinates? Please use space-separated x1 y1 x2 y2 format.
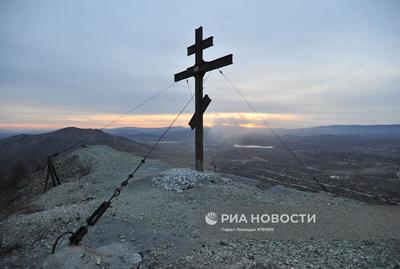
51 93 194 253
218 69 328 192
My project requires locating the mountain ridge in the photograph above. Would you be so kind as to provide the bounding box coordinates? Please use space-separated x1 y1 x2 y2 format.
0 127 149 176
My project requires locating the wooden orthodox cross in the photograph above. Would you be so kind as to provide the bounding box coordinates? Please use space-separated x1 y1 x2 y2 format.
174 26 233 171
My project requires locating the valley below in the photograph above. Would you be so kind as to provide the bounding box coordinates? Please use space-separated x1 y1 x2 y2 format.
145 132 400 205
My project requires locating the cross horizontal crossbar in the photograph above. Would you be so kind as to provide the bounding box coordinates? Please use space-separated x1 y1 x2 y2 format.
174 54 233 82
187 36 213 56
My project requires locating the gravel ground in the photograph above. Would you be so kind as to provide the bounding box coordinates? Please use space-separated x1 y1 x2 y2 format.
0 145 399 268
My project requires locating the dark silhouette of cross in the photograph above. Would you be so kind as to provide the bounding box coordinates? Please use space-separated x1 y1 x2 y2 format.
174 26 233 171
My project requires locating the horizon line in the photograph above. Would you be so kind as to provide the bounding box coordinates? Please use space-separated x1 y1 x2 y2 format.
1 123 400 134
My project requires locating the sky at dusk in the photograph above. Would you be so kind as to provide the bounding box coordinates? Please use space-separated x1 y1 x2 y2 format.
0 0 399 130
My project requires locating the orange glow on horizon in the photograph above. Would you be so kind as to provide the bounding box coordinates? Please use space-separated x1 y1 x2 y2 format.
0 123 60 130
239 123 264 128
0 112 301 130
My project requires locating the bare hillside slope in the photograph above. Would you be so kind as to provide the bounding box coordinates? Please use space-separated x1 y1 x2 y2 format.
0 145 399 268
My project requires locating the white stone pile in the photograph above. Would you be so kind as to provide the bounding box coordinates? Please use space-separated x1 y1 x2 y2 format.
152 168 217 193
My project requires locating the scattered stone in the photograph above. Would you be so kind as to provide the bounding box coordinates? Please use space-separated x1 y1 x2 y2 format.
131 253 143 265
42 243 141 268
95 256 101 265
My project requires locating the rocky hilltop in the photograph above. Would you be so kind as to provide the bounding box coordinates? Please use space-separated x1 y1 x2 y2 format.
0 145 399 268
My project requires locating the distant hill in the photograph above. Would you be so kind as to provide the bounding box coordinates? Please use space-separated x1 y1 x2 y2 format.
0 127 149 175
106 124 400 146
288 124 400 137
0 130 19 139
106 126 193 142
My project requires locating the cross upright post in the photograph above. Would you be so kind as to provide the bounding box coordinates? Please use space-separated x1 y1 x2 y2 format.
174 26 233 171
194 27 205 172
